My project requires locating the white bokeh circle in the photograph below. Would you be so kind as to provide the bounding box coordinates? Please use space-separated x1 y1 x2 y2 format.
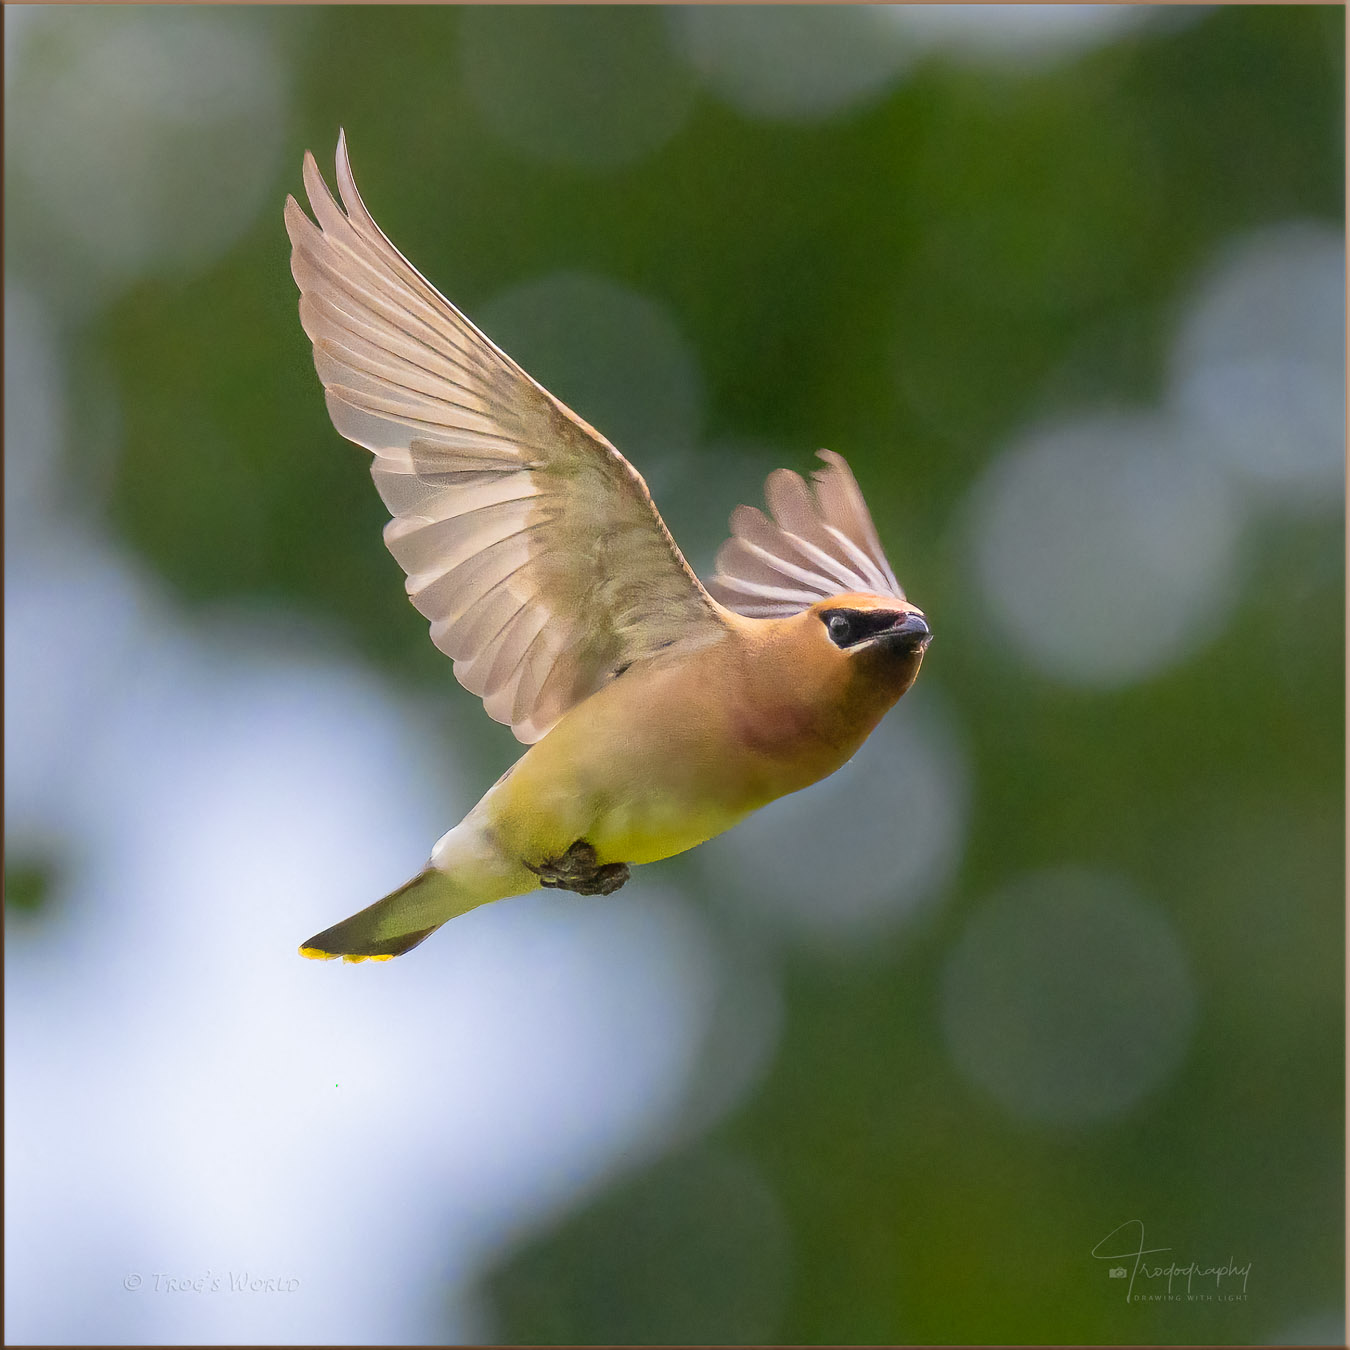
879 4 1158 71
672 6 915 124
1170 221 1345 508
941 867 1198 1128
967 410 1244 687
7 8 287 293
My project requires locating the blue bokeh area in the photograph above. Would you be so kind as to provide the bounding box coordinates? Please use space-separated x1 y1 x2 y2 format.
5 6 1344 1346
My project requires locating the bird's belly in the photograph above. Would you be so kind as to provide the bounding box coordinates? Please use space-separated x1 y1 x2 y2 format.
484 733 760 871
585 792 750 866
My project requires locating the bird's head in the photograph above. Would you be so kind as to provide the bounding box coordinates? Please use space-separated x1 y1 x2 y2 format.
797 591 932 697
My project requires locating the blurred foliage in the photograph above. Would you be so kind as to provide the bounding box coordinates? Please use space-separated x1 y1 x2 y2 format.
64 4 1345 1345
4 858 56 917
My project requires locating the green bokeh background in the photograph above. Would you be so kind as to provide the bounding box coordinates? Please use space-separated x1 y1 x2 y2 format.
7 5 1344 1345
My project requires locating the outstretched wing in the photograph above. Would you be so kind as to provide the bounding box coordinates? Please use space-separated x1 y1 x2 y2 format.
285 132 728 744
707 450 904 618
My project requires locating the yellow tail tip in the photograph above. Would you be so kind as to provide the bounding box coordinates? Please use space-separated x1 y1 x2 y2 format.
298 944 394 963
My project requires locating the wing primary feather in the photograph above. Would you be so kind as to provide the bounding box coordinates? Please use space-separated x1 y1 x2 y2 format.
297 284 495 392
298 162 466 345
407 522 549 621
295 161 504 385
331 131 538 388
458 600 548 696
386 498 534 578
325 385 534 448
450 585 533 672
314 337 496 420
291 243 482 378
508 619 563 727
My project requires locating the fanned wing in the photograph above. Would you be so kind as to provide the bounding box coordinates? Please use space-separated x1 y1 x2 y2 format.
285 131 728 743
707 450 904 618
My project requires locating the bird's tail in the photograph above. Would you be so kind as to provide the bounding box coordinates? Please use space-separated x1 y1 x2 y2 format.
299 866 489 963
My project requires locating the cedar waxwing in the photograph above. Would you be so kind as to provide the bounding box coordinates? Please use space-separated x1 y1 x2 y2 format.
285 132 932 962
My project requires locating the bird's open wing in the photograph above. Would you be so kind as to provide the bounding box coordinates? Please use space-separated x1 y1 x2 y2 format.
285 132 728 744
708 450 905 618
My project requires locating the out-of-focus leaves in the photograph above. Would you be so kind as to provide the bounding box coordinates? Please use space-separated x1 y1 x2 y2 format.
489 1149 791 1345
5 857 58 917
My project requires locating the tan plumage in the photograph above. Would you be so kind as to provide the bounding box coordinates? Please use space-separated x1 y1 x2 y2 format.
286 133 931 962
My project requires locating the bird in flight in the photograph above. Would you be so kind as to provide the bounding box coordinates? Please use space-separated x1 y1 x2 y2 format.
284 132 932 962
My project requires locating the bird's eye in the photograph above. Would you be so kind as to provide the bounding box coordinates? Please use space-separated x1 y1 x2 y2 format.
827 613 853 645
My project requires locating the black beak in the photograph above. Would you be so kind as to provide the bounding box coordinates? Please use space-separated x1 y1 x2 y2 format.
881 611 932 655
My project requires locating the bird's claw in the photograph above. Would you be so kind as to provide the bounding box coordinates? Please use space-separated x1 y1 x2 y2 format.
526 840 630 896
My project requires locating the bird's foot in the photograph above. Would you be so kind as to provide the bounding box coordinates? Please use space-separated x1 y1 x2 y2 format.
526 840 630 896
